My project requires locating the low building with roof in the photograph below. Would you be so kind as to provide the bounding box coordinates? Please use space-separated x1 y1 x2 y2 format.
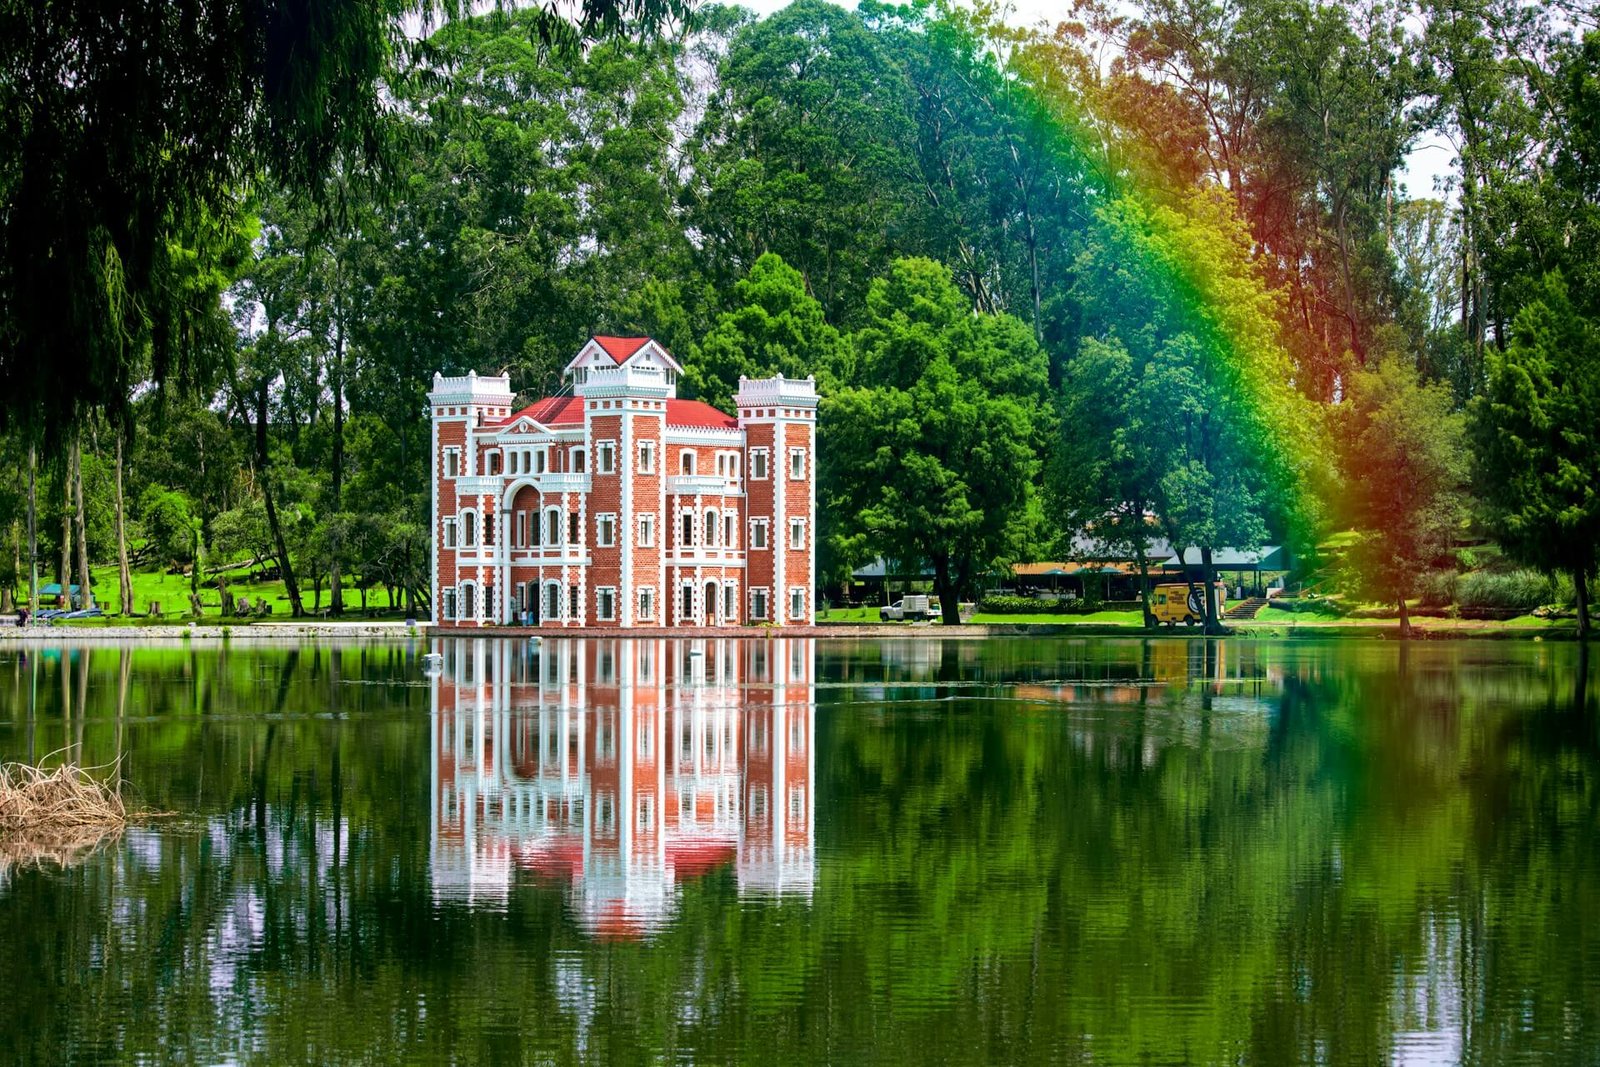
430 336 819 628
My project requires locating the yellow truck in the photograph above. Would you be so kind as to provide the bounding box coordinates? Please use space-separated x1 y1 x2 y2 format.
1150 582 1227 627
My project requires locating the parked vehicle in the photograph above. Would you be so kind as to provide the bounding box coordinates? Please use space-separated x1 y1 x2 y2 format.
880 595 933 621
1150 583 1227 627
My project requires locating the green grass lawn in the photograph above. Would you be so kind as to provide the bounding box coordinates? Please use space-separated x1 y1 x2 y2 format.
968 610 1145 625
816 605 888 624
29 560 408 621
1254 605 1348 623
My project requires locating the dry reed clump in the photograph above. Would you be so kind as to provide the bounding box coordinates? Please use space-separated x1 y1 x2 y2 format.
0 762 126 875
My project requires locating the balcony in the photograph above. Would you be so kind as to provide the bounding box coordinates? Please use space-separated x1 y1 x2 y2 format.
535 472 591 494
668 475 741 496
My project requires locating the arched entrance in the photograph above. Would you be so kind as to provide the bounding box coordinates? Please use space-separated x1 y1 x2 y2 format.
705 580 720 625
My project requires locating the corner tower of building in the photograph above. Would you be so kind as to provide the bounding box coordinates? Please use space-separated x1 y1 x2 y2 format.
735 374 819 627
429 370 515 625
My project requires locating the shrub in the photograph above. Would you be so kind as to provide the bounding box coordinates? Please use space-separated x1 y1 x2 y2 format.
978 595 1074 615
1418 570 1458 608
1272 596 1350 616
1455 569 1557 610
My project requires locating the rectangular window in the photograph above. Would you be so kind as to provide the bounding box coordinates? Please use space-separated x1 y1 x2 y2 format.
596 587 617 621
596 513 616 547
724 584 737 620
680 512 695 547
789 518 805 550
569 585 580 618
637 440 655 474
750 520 769 550
750 449 768 480
638 587 655 621
789 587 806 620
750 588 769 621
535 448 547 474
568 512 580 544
637 513 655 548
725 514 737 549
443 518 458 549
443 449 460 478
789 448 806 480
441 588 457 620
514 511 527 549
597 441 616 474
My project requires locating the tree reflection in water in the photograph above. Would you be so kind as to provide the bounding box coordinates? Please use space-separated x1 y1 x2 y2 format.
0 637 1593 1063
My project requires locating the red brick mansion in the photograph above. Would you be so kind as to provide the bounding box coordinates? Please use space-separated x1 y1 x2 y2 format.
430 337 818 628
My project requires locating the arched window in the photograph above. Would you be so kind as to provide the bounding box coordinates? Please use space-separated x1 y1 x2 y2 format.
545 507 563 546
572 447 587 474
704 509 718 546
461 510 478 548
460 582 476 620
680 451 696 475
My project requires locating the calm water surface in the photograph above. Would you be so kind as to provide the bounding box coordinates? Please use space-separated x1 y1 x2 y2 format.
0 636 1595 1064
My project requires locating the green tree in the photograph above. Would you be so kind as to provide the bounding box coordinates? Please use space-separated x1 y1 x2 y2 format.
1077 192 1318 633
1471 274 1600 636
686 253 845 411
687 0 922 324
137 487 198 568
1336 348 1469 636
0 0 691 439
828 258 1048 624
1051 336 1182 626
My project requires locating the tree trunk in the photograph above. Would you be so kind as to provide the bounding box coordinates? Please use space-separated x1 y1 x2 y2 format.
328 313 346 616
256 380 304 616
1576 565 1591 641
1398 595 1413 639
27 446 38 618
932 553 962 626
115 434 132 614
72 435 92 609
58 458 72 606
1200 545 1224 635
1132 511 1153 627
5 519 16 614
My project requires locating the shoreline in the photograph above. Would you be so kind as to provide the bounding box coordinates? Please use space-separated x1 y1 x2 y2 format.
0 618 1583 643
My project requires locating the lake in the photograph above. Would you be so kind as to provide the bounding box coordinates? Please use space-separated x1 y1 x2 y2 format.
0 636 1595 1064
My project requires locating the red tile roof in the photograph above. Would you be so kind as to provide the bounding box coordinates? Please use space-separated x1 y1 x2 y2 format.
497 395 737 430
666 398 738 430
592 336 651 363
503 395 583 426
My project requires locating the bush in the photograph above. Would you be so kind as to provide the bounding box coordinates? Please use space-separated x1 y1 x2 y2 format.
1418 570 1458 608
979 595 1076 615
1455 569 1557 610
1272 596 1350 616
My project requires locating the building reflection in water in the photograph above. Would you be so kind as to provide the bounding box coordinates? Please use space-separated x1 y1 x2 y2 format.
430 637 816 937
